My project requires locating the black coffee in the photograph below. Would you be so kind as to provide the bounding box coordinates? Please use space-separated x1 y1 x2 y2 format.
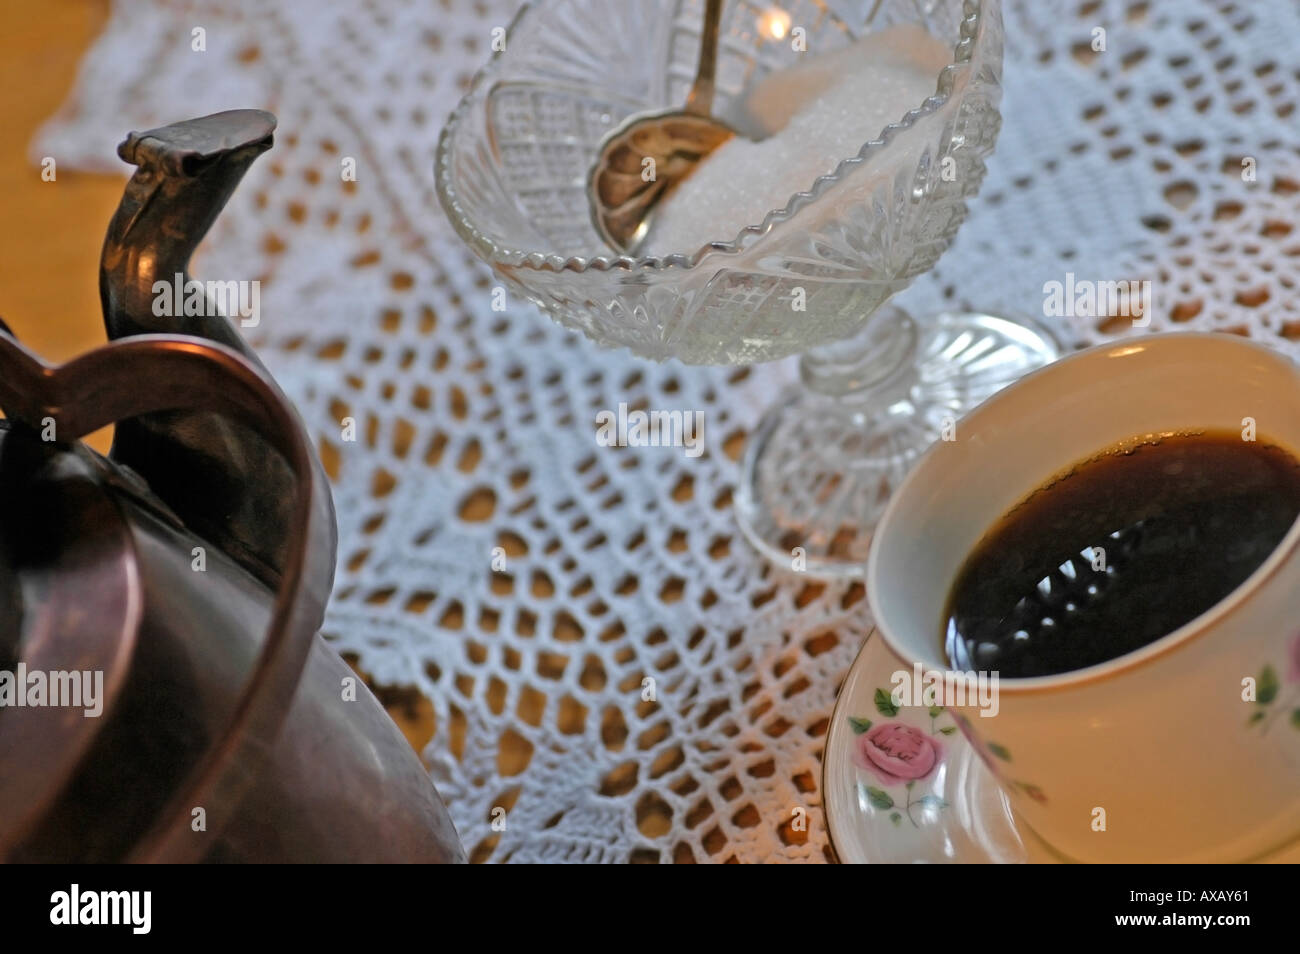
943 432 1300 677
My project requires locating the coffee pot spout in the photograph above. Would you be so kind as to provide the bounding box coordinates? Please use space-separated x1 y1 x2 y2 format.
99 109 310 587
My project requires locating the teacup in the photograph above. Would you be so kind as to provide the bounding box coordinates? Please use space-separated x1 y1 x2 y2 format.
867 333 1300 863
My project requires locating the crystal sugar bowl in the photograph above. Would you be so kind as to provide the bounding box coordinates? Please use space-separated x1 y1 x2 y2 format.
436 0 1058 576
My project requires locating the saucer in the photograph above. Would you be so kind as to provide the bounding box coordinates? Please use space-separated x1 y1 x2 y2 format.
823 628 1300 863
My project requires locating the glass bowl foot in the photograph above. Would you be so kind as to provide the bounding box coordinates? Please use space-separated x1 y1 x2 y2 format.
734 308 1060 579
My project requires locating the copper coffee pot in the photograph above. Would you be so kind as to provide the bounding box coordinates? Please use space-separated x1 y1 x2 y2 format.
0 110 464 863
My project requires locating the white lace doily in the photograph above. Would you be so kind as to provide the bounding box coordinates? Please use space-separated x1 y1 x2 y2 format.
36 0 1300 862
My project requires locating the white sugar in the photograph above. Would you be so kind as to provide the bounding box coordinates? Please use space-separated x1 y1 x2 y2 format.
643 24 951 256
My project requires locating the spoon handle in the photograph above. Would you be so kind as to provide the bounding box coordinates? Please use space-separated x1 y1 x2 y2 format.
684 0 725 116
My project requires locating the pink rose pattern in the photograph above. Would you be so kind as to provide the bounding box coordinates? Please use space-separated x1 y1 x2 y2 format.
846 691 959 828
852 723 941 785
847 690 1048 831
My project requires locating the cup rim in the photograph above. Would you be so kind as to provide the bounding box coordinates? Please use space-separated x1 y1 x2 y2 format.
867 331 1300 695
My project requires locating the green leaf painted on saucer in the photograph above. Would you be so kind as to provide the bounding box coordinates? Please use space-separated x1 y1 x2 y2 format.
874 688 899 717
1258 665 1279 705
1290 709 1300 730
890 812 902 826
939 726 957 735
848 717 872 734
928 705 943 718
988 742 1012 762
865 787 894 810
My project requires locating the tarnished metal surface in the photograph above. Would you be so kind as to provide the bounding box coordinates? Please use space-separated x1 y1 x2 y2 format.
0 111 464 863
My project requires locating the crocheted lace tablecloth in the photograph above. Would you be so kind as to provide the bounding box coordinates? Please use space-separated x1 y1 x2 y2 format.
36 0 1300 862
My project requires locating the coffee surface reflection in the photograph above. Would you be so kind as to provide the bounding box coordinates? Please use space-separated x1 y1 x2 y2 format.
944 432 1300 677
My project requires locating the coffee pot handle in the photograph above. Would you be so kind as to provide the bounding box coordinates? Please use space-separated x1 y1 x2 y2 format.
117 336 337 863
0 330 337 862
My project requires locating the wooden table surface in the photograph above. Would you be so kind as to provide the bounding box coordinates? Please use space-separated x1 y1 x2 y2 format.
1 0 118 370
